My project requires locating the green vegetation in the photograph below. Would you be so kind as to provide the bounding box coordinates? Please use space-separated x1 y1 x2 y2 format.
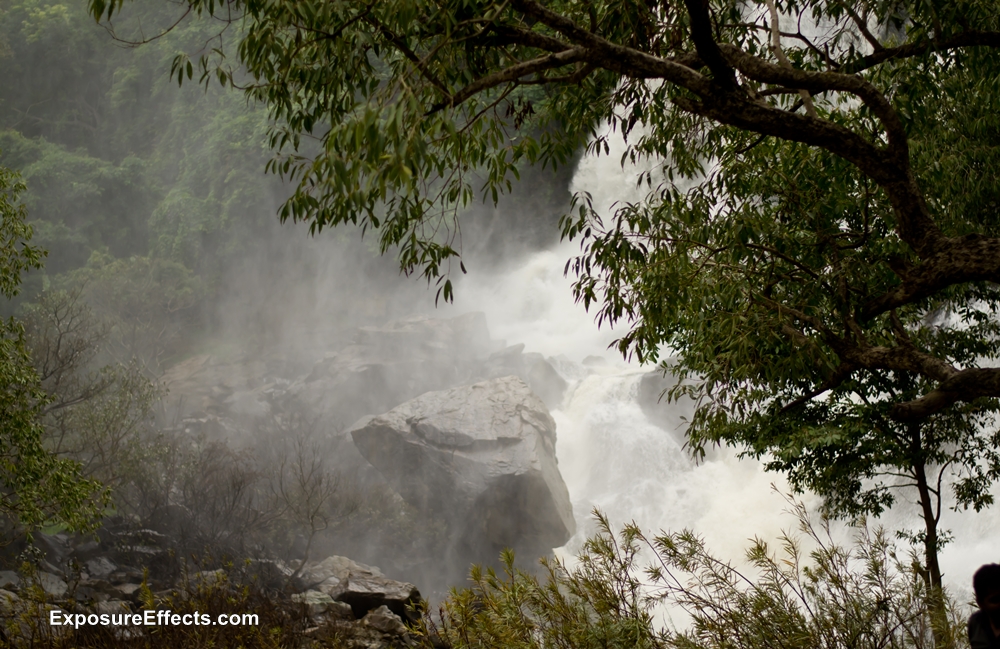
0 163 105 539
1 0 998 645
443 506 966 649
82 0 1000 618
0 505 968 649
0 0 281 296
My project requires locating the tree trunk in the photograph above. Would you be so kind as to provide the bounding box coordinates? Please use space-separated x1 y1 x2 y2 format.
909 422 952 649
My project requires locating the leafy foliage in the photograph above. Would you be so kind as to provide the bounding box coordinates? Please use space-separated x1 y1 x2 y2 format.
82 0 1000 580
442 506 968 649
0 162 106 538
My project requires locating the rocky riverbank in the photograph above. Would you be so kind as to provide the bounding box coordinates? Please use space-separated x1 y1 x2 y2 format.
0 528 437 648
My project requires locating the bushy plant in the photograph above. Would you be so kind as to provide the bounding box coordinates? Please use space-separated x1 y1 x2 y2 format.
440 501 968 649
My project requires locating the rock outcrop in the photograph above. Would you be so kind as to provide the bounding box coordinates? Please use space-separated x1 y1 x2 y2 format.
150 312 578 589
297 556 421 622
350 376 575 567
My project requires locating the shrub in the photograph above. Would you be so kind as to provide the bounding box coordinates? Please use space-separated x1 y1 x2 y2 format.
440 500 968 649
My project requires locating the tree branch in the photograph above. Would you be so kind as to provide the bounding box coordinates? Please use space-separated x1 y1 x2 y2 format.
427 47 588 113
861 235 1000 319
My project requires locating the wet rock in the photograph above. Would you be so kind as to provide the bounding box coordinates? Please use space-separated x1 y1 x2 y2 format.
115 583 142 598
292 590 336 618
0 569 66 600
33 533 73 569
328 600 355 620
292 590 356 622
298 555 383 592
0 588 19 613
73 584 110 603
244 558 295 591
483 343 526 377
298 556 419 622
350 376 575 569
637 369 693 443
193 569 226 586
482 346 567 409
108 566 144 585
523 353 568 409
292 313 500 430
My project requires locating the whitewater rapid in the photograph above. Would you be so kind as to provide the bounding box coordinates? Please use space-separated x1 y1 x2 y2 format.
437 122 998 606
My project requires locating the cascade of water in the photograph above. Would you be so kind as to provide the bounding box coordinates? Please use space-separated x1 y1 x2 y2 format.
444 119 998 600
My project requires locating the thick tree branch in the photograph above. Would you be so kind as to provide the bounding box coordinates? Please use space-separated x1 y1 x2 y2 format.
503 1 945 266
675 79 942 257
862 235 1000 319
842 30 1000 74
509 0 714 93
490 24 574 53
682 0 737 88
779 361 856 412
718 44 907 157
834 342 957 384
891 369 1000 421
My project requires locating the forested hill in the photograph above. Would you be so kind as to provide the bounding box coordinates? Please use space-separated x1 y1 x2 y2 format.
0 0 574 367
0 0 281 327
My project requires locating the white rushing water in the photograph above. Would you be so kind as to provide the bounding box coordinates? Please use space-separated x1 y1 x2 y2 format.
441 122 999 607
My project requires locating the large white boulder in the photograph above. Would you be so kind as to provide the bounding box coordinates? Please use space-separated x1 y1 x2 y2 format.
350 376 575 565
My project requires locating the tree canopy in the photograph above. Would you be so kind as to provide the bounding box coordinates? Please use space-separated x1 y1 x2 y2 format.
86 0 1000 418
88 0 1000 572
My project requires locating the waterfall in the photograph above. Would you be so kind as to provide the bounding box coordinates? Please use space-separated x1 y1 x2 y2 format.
443 120 997 602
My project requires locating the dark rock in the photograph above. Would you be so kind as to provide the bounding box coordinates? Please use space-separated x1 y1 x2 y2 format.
37 572 67 598
73 584 109 604
292 590 337 619
0 588 20 613
95 600 130 615
73 540 102 561
33 533 72 566
298 555 383 592
482 346 567 409
292 313 499 431
483 343 526 378
114 583 143 599
327 600 356 620
108 567 143 585
0 572 18 590
298 556 420 622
